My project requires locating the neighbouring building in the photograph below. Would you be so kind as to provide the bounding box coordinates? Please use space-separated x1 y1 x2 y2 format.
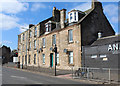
82 35 120 69
18 0 115 70
0 45 11 64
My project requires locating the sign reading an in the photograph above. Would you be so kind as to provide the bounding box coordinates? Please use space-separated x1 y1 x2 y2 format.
108 43 119 51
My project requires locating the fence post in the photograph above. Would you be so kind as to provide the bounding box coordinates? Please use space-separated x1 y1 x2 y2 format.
72 66 73 78
87 68 89 79
109 68 111 84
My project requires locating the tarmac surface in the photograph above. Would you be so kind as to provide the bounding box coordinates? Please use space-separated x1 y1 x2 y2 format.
2 66 93 84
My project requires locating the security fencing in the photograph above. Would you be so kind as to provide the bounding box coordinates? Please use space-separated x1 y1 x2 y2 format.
71 67 119 84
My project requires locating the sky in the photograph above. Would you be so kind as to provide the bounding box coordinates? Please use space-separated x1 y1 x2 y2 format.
0 0 119 50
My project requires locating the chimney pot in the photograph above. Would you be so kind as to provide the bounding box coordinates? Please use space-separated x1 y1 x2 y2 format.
98 32 102 38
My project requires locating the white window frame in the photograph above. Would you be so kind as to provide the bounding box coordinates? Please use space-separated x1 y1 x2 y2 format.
42 38 45 48
57 53 59 64
70 13 72 21
43 54 45 64
34 40 36 49
52 34 56 45
69 51 73 64
46 24 48 32
68 29 73 43
34 54 36 64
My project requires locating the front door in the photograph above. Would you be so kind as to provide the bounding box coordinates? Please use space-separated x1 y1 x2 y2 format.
50 53 53 67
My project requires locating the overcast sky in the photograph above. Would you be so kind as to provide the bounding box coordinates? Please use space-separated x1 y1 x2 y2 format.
0 0 119 50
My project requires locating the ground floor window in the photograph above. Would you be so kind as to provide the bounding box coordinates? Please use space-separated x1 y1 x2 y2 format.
22 56 24 64
34 54 36 64
28 55 31 64
69 51 73 64
43 54 45 64
25 55 27 65
57 53 59 64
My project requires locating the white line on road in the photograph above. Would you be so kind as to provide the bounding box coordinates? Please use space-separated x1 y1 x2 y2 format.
10 75 26 79
10 75 43 84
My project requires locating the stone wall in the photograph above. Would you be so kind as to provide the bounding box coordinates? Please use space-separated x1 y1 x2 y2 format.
18 24 82 70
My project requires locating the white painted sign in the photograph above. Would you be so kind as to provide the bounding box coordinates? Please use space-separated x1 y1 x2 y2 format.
108 43 120 51
13 57 18 63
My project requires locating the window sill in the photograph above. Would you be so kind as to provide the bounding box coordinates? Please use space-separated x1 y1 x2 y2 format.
68 41 74 44
43 46 46 48
68 64 74 66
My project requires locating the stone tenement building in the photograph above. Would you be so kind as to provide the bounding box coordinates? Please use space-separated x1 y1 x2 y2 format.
0 45 11 64
18 0 115 70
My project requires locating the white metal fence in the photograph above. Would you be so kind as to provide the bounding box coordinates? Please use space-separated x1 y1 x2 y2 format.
71 67 119 84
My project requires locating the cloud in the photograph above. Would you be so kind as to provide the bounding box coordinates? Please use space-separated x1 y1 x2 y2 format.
103 4 118 33
104 4 118 16
70 2 91 12
110 16 118 23
0 0 29 30
31 3 46 11
0 13 20 30
0 0 29 14
19 24 29 32
2 40 12 44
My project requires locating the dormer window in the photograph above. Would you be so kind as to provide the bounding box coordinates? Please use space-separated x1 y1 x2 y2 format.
45 21 51 33
68 10 85 24
45 24 49 32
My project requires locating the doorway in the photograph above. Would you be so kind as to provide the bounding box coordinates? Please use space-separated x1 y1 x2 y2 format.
50 53 53 67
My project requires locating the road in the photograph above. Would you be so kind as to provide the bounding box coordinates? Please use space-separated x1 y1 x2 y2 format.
2 66 90 84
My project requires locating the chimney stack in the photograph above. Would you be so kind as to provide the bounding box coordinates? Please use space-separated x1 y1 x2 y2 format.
52 7 56 17
52 7 60 22
92 0 103 10
60 9 66 29
29 24 34 28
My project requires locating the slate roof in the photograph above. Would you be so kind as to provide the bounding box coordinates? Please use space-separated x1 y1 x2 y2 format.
91 35 120 46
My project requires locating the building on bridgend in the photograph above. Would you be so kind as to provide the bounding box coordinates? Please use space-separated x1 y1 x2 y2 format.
18 0 115 70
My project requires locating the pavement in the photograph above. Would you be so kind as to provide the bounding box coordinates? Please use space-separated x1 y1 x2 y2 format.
2 66 97 84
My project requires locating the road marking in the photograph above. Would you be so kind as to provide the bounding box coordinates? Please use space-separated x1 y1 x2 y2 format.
10 75 26 79
10 75 43 84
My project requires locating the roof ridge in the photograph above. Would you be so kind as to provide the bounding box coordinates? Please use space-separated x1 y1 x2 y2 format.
98 35 119 40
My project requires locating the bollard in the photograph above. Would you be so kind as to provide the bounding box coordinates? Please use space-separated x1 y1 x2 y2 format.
109 68 111 84
87 68 89 79
72 66 73 78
